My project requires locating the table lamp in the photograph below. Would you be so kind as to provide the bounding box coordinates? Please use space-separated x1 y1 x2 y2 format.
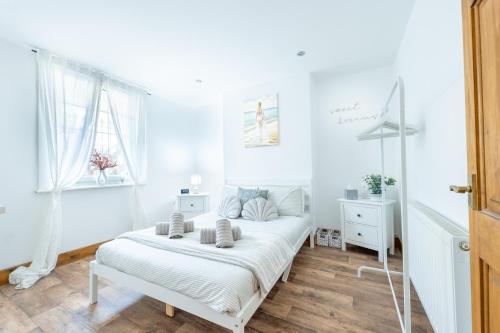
190 174 202 194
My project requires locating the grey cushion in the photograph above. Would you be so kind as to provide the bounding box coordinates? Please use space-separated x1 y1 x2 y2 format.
232 226 242 241
200 228 216 244
155 220 194 235
168 211 184 239
217 195 242 219
237 187 269 208
200 226 241 244
241 197 278 222
215 219 234 248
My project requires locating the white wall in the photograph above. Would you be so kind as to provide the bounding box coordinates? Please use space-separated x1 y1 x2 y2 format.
311 66 396 230
0 40 46 269
223 73 312 182
0 39 220 269
142 97 199 222
194 102 225 210
394 0 469 229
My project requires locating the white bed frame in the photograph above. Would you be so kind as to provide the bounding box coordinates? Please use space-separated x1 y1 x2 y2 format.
89 179 315 333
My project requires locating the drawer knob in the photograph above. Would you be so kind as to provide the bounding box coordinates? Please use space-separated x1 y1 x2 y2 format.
190 203 194 207
357 213 362 218
357 232 362 236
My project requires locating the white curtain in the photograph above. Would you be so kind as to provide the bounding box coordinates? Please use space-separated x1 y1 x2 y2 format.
9 52 102 289
106 79 148 230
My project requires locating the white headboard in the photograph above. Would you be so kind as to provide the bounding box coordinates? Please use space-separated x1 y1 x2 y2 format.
225 178 314 218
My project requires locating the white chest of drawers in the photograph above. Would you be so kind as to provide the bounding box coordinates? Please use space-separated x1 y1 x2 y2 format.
176 193 210 219
338 198 395 262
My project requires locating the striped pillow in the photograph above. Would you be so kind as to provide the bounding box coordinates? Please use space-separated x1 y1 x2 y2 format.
265 186 304 216
155 220 194 235
168 211 184 239
215 219 234 248
200 226 242 244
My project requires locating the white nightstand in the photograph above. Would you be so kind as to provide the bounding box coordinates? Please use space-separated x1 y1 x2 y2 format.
338 198 395 262
176 192 210 219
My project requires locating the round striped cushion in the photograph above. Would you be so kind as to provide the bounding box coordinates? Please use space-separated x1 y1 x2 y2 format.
216 219 234 248
200 226 242 244
168 211 184 239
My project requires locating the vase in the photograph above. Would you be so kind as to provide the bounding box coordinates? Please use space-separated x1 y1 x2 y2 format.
369 193 382 201
97 170 107 185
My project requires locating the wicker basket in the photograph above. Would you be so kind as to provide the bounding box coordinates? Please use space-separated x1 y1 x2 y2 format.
316 228 330 247
329 230 342 248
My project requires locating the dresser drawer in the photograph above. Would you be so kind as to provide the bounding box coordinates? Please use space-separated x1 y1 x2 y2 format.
343 204 379 227
344 222 378 247
180 197 205 212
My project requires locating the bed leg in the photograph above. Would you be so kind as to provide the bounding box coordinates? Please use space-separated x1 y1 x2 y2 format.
309 232 315 248
89 269 98 304
165 303 175 317
282 261 293 282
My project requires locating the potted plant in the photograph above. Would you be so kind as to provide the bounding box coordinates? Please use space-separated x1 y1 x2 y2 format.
90 150 118 185
361 174 397 200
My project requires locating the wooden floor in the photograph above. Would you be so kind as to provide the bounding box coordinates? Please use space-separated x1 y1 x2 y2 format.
0 245 434 333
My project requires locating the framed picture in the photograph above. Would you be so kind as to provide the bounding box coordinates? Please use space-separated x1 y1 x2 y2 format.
244 94 279 147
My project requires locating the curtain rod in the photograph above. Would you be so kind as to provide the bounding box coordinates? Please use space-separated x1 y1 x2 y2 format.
31 49 152 96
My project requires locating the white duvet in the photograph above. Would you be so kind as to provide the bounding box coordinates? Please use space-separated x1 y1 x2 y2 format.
96 212 311 315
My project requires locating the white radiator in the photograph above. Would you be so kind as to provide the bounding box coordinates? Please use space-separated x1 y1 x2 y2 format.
408 201 471 333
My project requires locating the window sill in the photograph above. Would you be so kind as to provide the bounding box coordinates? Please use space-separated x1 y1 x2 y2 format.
36 182 145 193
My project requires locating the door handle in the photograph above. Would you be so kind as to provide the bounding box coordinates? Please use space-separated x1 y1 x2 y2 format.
449 185 472 193
458 241 470 251
450 174 478 211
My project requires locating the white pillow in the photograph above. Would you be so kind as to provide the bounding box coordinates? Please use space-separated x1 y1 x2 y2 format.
217 195 242 219
222 185 238 197
241 197 278 222
266 186 304 216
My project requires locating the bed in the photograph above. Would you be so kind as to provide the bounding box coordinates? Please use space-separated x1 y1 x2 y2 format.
89 180 315 333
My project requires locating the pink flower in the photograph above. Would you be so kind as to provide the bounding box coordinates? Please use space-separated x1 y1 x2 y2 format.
89 150 118 170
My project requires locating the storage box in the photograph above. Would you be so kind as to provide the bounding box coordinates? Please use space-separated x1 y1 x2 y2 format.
316 228 330 246
329 229 342 248
316 228 342 248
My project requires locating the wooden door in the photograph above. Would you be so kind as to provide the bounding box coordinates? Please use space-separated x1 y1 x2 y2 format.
462 0 500 332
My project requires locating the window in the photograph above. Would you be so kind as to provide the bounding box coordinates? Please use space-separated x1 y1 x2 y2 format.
37 53 146 193
78 91 130 185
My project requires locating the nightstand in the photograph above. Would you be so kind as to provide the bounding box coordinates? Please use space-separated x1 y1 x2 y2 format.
176 192 210 219
338 198 395 262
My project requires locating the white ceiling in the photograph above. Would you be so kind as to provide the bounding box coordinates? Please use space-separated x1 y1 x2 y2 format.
0 0 414 107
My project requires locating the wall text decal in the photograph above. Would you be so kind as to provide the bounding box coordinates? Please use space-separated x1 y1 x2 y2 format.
330 102 384 125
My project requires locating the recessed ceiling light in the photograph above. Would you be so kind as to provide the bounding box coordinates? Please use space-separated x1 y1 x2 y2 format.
195 79 203 83
296 50 306 57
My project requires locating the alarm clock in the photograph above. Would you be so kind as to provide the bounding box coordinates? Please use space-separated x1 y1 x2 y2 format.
180 188 190 194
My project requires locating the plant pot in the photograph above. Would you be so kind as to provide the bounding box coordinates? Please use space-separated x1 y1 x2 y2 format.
97 169 108 185
369 193 382 201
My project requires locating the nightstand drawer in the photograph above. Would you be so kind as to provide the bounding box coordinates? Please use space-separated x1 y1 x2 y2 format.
344 222 378 247
180 197 205 212
343 204 379 227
